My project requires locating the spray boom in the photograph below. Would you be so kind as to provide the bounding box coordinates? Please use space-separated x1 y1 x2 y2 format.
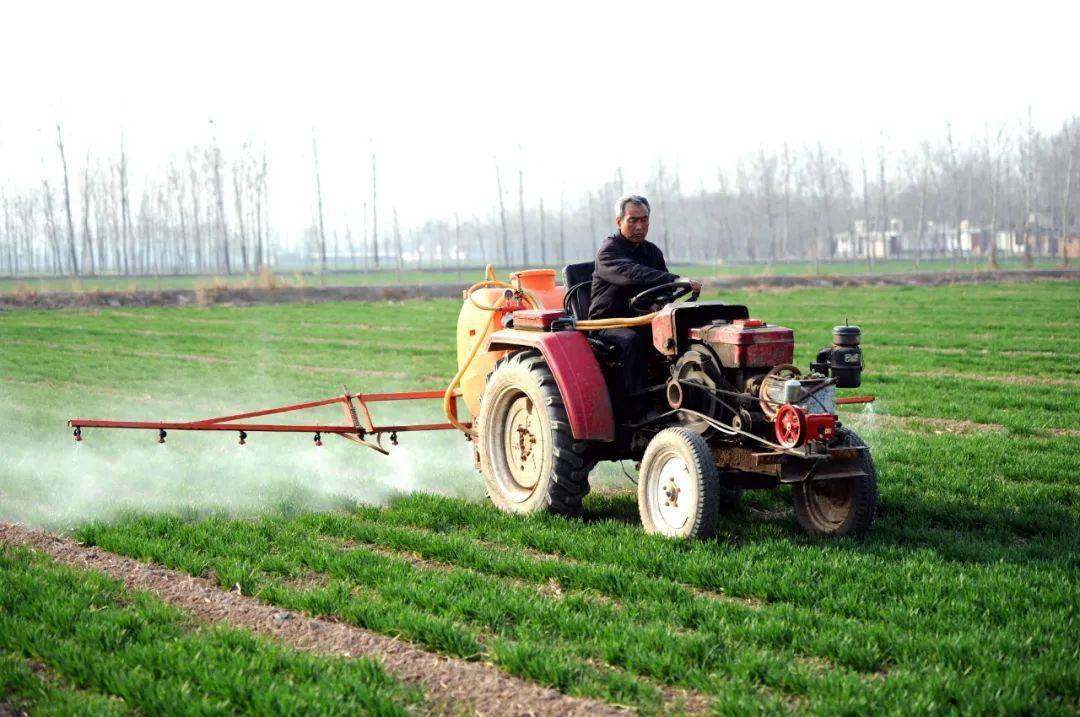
68 388 469 456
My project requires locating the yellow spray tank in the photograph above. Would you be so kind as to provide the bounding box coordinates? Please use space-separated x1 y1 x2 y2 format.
453 269 564 421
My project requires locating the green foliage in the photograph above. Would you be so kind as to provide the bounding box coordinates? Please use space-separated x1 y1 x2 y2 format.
1 279 1078 714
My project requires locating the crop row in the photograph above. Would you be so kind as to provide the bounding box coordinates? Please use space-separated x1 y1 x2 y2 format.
0 546 419 715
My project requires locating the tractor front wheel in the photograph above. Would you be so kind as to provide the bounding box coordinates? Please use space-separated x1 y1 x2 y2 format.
638 427 719 539
791 427 877 538
477 350 594 516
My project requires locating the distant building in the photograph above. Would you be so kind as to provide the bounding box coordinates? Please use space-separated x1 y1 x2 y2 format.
832 213 1072 260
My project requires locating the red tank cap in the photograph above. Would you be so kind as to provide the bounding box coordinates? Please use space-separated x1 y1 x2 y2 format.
735 319 764 328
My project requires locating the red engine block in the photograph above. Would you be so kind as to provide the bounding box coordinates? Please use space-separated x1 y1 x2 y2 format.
693 319 794 368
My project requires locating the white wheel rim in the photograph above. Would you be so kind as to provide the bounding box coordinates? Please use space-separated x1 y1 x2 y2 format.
501 395 544 498
653 455 693 533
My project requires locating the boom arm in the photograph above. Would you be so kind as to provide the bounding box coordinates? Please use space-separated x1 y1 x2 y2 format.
69 388 470 455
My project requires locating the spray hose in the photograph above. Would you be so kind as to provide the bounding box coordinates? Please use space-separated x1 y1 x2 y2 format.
442 265 659 434
442 266 542 434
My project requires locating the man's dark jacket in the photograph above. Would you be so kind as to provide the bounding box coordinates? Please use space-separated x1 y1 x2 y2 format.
588 233 678 319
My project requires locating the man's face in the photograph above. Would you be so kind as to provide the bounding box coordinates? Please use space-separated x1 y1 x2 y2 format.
617 203 650 244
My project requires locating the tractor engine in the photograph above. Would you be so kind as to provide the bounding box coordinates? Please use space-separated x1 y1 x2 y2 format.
661 311 863 449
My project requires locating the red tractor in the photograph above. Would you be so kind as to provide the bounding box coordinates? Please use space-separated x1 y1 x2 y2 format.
69 264 877 540
466 264 876 539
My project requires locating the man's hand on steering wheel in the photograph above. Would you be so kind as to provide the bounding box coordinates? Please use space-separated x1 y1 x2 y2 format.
682 277 703 294
628 279 702 314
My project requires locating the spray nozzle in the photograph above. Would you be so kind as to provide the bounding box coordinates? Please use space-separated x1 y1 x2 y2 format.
313 432 322 447
73 426 82 442
158 428 167 444
238 430 247 446
390 431 398 446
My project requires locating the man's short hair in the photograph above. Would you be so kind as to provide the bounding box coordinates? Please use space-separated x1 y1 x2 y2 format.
615 195 651 222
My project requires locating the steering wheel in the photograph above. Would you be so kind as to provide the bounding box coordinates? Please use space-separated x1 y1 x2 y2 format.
629 280 700 314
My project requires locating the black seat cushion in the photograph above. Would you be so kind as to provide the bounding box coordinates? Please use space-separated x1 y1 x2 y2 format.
562 261 595 321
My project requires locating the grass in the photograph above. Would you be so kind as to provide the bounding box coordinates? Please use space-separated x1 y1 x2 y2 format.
0 256 1063 294
1 278 1078 714
0 546 421 715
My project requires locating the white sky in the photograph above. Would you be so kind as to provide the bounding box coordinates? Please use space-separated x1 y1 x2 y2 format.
2 0 1078 242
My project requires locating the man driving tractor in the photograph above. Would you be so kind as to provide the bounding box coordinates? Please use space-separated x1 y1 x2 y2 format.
590 195 702 417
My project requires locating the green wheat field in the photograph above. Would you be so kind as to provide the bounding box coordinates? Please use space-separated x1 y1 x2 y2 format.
1 279 1077 715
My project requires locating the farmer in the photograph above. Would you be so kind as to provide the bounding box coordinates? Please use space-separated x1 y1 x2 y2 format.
589 194 702 418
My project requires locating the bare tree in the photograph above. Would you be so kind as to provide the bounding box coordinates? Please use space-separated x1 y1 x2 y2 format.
393 208 403 281
517 166 528 266
55 123 79 276
233 156 250 273
41 179 62 274
1017 109 1038 268
780 143 793 259
538 196 547 266
812 143 835 271
167 164 186 273
312 131 327 274
345 224 356 270
184 151 203 273
1059 119 1078 266
370 153 379 269
495 159 510 265
755 150 777 265
558 194 566 267
587 192 599 255
876 135 889 264
454 213 463 280
654 161 671 256
915 142 934 267
81 153 96 274
984 125 1007 270
360 200 369 271
860 155 873 270
2 192 14 275
208 140 230 273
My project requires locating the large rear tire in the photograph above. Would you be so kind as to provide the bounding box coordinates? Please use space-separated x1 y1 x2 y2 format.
791 427 877 538
477 350 594 516
638 427 719 539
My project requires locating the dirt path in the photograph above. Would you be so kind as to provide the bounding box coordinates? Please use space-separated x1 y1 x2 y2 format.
0 523 627 717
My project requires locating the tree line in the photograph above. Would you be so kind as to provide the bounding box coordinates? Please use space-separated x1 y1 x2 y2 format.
3 112 1078 279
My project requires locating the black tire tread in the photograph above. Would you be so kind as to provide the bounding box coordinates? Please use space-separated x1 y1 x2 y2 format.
480 350 594 516
791 427 877 538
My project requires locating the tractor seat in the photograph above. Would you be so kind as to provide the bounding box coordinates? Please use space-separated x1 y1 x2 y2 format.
562 261 618 361
562 261 595 321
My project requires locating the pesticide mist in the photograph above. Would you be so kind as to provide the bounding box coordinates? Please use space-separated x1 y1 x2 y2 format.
0 386 483 530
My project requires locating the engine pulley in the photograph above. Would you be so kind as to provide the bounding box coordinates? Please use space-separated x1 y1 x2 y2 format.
670 348 730 434
774 404 807 448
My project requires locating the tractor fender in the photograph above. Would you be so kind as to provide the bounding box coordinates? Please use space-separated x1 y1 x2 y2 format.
487 329 615 442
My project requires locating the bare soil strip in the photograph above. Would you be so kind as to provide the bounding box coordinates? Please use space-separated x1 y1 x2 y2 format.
0 523 626 717
3 268 1074 311
842 410 1080 437
843 412 1007 435
879 368 1080 388
885 344 1069 359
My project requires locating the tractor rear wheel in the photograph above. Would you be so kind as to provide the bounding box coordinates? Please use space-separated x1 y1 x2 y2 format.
638 427 719 539
477 350 594 516
791 427 877 538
